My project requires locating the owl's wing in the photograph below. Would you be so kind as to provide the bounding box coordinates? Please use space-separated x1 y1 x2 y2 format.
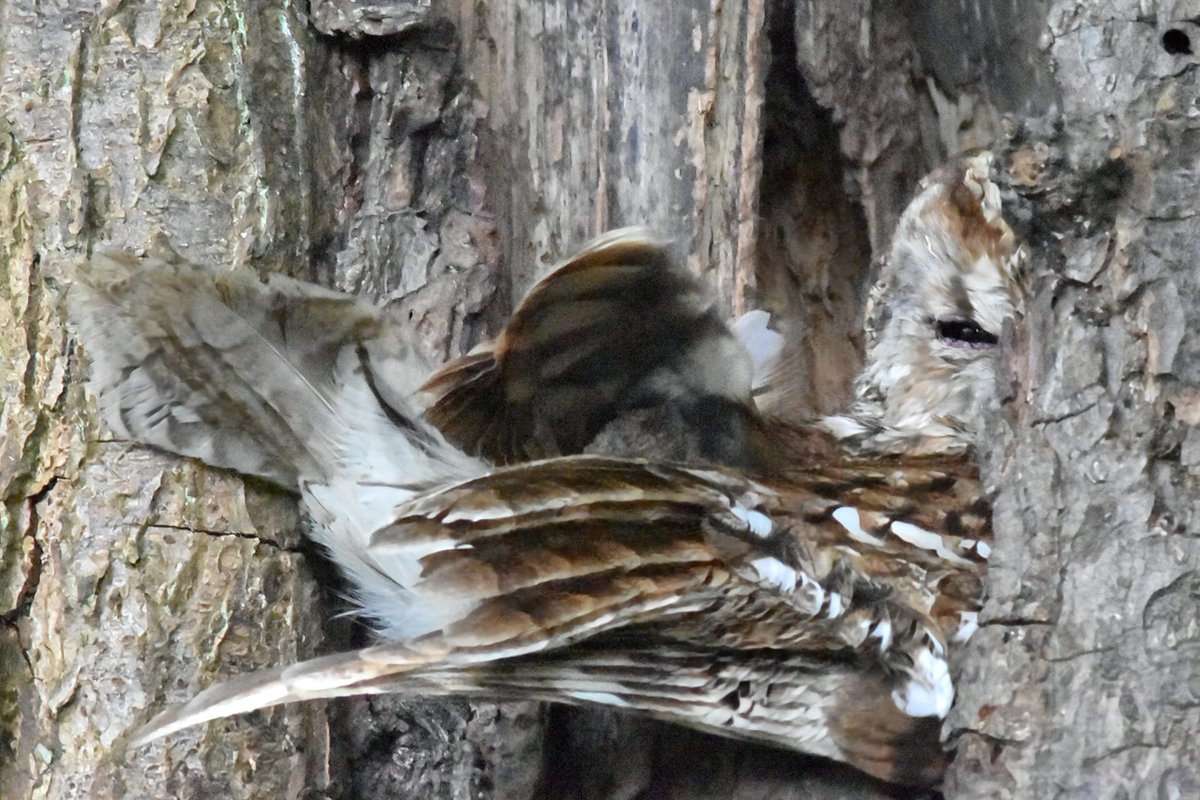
146 640 941 786
420 229 775 468
406 643 947 787
132 456 951 785
69 250 488 635
69 250 478 492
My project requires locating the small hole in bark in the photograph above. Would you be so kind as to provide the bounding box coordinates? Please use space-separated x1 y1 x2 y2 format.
1162 28 1192 55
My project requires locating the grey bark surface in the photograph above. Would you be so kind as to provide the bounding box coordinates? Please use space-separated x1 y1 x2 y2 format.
1 1 1196 799
947 4 1200 798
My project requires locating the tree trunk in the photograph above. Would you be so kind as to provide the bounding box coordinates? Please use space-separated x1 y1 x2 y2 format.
2 1 1196 799
946 4 1200 798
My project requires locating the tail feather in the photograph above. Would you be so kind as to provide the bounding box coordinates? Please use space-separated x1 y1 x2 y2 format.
449 650 944 785
71 248 484 491
71 252 324 486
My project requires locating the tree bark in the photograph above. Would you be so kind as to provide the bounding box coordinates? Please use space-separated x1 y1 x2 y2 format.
2 1 1197 799
947 4 1200 798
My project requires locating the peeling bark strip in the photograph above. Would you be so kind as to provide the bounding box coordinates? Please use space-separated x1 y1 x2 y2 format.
1 0 1197 799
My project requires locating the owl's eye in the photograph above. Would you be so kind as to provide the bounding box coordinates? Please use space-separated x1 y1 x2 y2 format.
935 317 998 349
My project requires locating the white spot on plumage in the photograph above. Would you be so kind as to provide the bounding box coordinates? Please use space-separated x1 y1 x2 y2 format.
732 504 773 537
818 414 869 440
732 309 783 389
826 592 845 619
832 506 886 547
797 573 825 615
570 691 631 708
953 611 979 643
889 520 973 565
891 647 954 718
751 557 798 592
976 541 992 559
869 619 893 651
442 504 525 524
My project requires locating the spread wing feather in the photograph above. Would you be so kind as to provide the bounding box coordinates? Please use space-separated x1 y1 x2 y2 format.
134 637 942 786
133 454 957 780
420 229 767 468
70 250 478 493
69 250 486 641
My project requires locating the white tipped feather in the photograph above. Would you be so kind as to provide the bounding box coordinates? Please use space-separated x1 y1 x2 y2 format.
890 646 954 718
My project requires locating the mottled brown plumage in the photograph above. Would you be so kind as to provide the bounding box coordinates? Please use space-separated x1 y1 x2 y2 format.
420 229 766 469
132 453 980 784
71 153 1022 787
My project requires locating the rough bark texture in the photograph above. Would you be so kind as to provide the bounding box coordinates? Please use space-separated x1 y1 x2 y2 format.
1 3 336 798
948 4 1200 798
1 1 1197 799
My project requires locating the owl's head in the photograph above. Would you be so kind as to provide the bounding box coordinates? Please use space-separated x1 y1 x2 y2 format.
824 152 1028 454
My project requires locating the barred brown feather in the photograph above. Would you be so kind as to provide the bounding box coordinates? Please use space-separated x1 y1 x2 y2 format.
135 453 975 784
72 153 1024 788
420 228 767 469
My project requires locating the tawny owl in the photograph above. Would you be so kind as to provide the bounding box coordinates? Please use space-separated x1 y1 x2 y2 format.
69 152 1024 786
